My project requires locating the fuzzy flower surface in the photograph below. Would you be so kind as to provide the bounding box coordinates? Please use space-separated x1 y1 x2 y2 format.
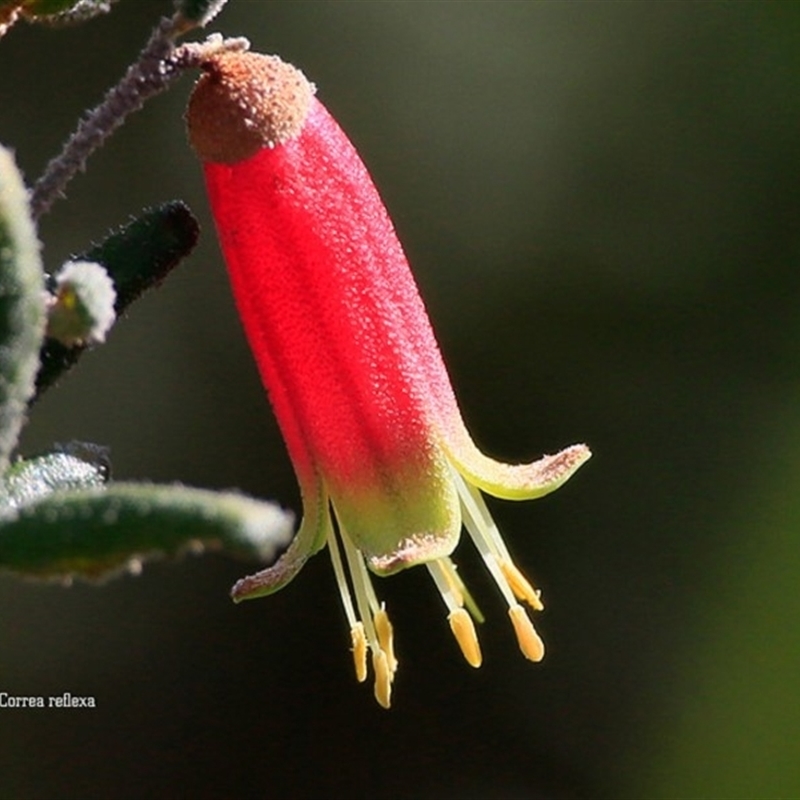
186 51 590 708
46 260 116 346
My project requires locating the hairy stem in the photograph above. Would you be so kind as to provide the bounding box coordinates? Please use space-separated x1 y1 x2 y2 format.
29 11 248 220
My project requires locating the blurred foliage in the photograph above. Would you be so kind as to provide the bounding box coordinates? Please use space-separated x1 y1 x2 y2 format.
0 0 295 621
1 450 107 508
35 201 200 396
0 475 294 582
631 410 800 798
0 146 45 470
174 0 226 27
2 0 116 27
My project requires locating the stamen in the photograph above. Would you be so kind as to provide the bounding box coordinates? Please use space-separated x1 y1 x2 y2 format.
468 535 517 608
338 522 397 705
374 604 398 676
508 604 545 662
453 468 538 611
448 608 483 668
449 469 548 661
340 530 379 648
327 525 370 682
327 525 358 628
440 557 484 623
358 553 382 617
428 560 484 666
350 622 368 683
500 559 544 611
438 559 464 607
372 649 392 709
459 476 514 562
427 560 462 613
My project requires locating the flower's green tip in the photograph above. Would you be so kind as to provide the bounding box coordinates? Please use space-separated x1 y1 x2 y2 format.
229 439 590 708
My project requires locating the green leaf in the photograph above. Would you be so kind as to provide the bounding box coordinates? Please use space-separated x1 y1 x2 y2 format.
87 201 200 313
0 450 107 511
174 0 228 27
0 482 295 582
0 145 46 470
34 201 200 398
20 0 116 25
22 0 83 12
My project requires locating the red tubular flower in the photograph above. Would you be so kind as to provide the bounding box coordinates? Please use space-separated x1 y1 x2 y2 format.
187 51 590 708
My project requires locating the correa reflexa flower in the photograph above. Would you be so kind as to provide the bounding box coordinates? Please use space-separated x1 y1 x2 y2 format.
186 51 591 708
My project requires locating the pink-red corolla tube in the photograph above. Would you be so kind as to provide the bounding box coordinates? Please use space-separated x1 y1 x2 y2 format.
186 51 590 708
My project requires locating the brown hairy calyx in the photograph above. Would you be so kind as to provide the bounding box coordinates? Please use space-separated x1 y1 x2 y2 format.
186 52 315 164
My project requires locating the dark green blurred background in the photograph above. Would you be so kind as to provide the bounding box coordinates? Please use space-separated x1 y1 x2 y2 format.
2 1 799 798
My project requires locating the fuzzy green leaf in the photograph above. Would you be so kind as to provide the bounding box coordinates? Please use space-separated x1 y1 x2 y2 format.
22 0 84 12
0 450 107 511
0 482 295 582
83 201 200 313
21 0 116 25
174 0 228 26
0 146 46 470
34 201 200 398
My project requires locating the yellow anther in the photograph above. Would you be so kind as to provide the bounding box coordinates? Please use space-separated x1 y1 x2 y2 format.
350 622 368 683
508 604 545 662
373 604 398 676
60 287 78 311
448 608 483 668
372 649 392 709
500 559 544 611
